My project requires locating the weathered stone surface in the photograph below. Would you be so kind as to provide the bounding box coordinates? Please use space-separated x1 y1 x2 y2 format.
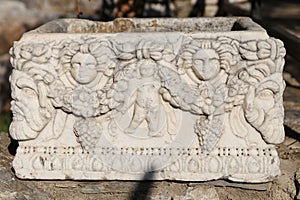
178 186 219 200
296 167 300 199
272 143 300 200
9 17 285 182
1 131 300 199
0 0 56 55
189 180 272 191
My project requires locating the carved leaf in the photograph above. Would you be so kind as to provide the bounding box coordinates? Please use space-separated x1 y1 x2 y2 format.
240 41 257 52
240 50 258 60
257 49 271 59
257 41 271 50
119 53 135 60
52 110 67 139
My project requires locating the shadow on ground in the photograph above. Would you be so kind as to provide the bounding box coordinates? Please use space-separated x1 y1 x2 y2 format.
285 125 300 141
130 172 155 200
8 135 18 156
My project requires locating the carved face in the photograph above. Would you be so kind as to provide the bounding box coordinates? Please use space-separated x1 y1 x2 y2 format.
192 49 220 81
138 60 156 78
10 71 51 140
254 83 277 112
244 74 285 144
70 52 97 84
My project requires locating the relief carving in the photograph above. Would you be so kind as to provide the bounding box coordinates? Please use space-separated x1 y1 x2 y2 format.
10 43 56 140
9 18 286 181
226 38 285 145
123 59 163 136
179 38 238 151
10 36 285 147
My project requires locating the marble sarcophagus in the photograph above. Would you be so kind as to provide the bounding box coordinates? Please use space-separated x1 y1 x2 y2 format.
9 17 285 182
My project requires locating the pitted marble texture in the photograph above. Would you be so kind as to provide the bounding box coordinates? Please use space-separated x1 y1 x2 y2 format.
10 17 285 182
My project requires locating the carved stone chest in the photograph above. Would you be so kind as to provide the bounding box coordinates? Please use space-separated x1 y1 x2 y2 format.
10 17 285 182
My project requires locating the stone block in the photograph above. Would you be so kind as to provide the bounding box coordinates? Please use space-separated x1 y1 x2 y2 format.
9 17 286 182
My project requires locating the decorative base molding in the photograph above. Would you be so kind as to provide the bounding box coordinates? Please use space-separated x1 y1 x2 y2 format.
14 145 280 182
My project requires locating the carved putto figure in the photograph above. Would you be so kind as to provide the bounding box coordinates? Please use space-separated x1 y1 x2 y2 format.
9 36 285 146
124 59 162 136
9 18 286 182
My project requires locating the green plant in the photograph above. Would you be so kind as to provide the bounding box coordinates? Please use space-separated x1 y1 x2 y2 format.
0 113 12 133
